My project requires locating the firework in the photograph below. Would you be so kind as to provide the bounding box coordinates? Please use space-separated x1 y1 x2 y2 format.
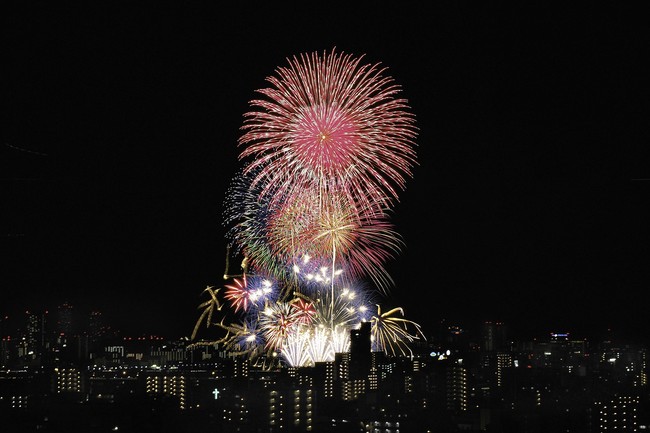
223 275 276 313
223 167 288 280
299 191 403 288
306 326 336 363
191 286 222 341
238 48 418 217
259 301 298 351
217 319 264 356
370 305 426 357
192 267 425 367
328 324 351 354
223 276 250 313
290 297 317 325
225 181 402 293
280 322 348 367
192 48 424 368
281 330 312 367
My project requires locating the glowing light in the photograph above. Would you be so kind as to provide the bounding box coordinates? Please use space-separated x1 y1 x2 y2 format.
239 48 418 216
370 305 425 357
191 48 423 369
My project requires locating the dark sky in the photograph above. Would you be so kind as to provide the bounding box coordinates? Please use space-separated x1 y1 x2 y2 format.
3 3 648 343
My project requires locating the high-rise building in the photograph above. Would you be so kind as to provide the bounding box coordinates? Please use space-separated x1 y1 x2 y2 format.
447 360 468 412
55 367 83 394
22 310 47 359
245 380 314 432
145 373 187 410
595 340 647 388
349 321 371 380
315 360 335 398
87 310 108 343
56 302 74 336
0 338 11 367
480 321 508 352
232 355 249 378
496 352 513 387
150 340 188 366
0 315 11 340
594 395 641 432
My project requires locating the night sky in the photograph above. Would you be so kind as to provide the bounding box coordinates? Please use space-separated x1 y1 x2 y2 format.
3 4 648 343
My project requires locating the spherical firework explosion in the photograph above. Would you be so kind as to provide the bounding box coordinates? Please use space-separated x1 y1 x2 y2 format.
238 48 418 217
192 48 424 368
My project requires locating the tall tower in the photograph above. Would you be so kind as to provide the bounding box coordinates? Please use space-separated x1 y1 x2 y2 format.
349 321 371 380
480 321 508 352
87 310 106 343
56 302 74 336
446 360 468 412
24 310 47 356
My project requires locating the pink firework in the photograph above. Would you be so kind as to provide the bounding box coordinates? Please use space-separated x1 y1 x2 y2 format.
259 302 298 350
290 297 317 325
224 276 251 313
238 48 418 216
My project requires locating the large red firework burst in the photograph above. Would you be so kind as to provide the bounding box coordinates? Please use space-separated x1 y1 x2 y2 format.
238 48 418 217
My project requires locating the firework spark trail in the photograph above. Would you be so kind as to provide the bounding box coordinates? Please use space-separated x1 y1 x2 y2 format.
191 286 222 341
307 326 336 363
370 305 426 357
282 330 312 367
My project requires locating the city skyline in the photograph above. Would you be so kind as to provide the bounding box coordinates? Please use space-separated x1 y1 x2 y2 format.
1 298 645 349
2 296 648 431
3 4 648 347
